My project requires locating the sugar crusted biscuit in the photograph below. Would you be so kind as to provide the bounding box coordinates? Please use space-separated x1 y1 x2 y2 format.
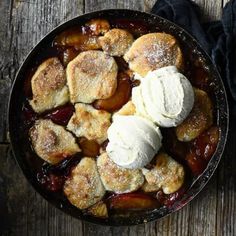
124 33 183 77
29 119 80 164
99 28 134 56
142 152 185 194
29 57 69 113
97 152 144 193
114 100 136 116
175 88 213 142
67 103 111 144
66 50 118 103
64 157 105 209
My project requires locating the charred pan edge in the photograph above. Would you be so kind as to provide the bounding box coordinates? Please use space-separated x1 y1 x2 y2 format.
8 9 229 226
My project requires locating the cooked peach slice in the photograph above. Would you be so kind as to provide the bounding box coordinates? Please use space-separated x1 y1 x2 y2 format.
93 72 131 112
79 137 100 157
54 28 100 50
109 193 159 210
61 48 80 66
186 126 219 176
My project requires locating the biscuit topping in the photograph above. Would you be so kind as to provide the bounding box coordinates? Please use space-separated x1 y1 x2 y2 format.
124 33 183 77
29 57 69 113
29 119 81 164
66 50 118 103
67 103 111 144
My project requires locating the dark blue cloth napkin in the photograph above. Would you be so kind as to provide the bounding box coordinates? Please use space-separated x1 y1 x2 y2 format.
151 0 236 104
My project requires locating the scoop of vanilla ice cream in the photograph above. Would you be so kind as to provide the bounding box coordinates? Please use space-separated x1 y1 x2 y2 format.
106 115 162 169
132 66 194 127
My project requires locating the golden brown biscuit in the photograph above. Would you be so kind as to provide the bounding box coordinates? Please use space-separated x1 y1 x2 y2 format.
124 33 184 77
64 157 105 209
29 119 80 164
142 152 185 194
114 100 136 116
97 152 144 193
175 88 213 142
99 28 134 56
66 50 118 103
29 57 69 113
87 201 108 218
141 181 160 193
67 103 111 144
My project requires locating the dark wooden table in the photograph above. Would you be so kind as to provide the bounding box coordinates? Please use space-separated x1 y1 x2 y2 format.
0 0 235 235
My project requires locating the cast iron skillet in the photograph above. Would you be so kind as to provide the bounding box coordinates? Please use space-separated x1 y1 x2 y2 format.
8 9 229 226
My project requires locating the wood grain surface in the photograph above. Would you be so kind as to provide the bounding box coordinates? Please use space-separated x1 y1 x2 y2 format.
0 0 235 235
